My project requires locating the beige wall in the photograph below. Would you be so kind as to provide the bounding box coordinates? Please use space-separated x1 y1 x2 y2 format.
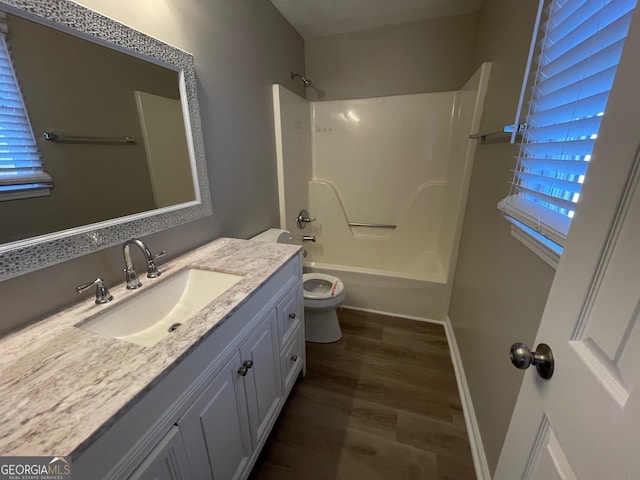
305 14 479 101
448 0 556 473
0 0 305 335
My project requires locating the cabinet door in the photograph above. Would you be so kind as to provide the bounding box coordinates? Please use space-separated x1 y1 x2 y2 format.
129 426 192 480
178 352 252 480
240 310 282 447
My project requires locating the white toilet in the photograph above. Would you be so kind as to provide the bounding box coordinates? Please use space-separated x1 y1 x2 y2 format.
249 228 345 343
303 272 345 343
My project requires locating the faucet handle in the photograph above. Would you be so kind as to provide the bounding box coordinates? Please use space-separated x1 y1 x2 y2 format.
296 209 316 230
147 250 166 279
77 278 113 304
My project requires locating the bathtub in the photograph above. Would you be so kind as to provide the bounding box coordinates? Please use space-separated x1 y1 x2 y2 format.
303 259 449 320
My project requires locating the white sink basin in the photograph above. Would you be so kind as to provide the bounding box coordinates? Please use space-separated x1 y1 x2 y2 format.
78 268 243 347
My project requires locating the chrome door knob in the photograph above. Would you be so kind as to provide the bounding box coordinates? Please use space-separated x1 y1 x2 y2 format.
510 342 554 379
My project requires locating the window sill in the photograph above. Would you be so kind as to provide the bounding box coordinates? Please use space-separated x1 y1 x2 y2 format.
505 217 562 270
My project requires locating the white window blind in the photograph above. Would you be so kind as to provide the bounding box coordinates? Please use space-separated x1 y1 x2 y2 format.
498 0 637 246
0 21 51 201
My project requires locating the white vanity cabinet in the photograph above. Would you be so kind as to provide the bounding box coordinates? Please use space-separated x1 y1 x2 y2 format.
73 253 304 480
178 310 282 480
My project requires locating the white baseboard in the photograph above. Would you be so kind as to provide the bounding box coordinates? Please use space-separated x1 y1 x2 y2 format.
340 304 444 324
443 316 491 480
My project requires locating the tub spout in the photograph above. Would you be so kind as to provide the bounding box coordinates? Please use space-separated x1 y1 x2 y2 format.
303 235 316 242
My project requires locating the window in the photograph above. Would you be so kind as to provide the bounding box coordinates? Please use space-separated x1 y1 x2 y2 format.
0 19 52 201
498 0 637 261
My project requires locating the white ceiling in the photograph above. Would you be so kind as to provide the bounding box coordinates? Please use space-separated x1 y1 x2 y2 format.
270 0 485 38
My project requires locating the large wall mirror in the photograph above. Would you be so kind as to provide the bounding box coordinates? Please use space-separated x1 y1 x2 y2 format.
0 0 212 281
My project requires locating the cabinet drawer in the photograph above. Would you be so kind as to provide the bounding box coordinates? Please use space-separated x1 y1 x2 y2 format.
276 284 302 349
280 325 304 392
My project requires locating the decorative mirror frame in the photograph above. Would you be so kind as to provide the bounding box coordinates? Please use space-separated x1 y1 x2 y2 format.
0 0 212 282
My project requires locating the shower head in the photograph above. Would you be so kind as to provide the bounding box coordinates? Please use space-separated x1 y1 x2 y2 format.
290 72 312 88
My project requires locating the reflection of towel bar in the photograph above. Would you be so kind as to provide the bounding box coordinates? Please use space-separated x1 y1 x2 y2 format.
469 123 525 144
44 132 136 144
348 222 397 229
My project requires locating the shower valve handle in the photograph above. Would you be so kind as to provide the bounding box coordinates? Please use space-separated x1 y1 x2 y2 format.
296 209 316 229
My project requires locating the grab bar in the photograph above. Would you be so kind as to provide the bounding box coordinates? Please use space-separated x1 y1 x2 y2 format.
44 132 136 145
348 222 397 229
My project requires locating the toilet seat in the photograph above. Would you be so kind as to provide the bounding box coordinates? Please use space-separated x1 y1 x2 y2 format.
303 273 344 299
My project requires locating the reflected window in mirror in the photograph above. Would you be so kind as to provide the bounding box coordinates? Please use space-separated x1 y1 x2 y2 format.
0 15 52 202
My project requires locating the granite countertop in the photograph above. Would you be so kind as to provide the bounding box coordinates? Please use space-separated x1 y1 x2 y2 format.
0 237 300 458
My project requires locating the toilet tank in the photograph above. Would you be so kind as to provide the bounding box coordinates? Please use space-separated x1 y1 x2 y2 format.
249 228 294 244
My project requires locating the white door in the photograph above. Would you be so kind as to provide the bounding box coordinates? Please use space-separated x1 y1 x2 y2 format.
134 90 195 208
495 9 640 480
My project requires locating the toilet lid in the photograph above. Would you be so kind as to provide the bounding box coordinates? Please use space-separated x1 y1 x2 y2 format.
303 273 344 299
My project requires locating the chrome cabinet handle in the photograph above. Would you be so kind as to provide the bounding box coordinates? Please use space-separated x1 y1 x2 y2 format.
510 342 554 379
238 360 254 376
288 313 296 320
290 355 298 362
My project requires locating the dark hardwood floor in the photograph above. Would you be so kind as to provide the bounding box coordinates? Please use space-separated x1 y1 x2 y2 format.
249 309 476 480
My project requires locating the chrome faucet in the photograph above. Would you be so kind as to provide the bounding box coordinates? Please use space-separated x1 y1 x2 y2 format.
122 238 165 289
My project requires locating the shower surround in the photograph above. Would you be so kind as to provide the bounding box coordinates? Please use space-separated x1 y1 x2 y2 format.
273 63 490 319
